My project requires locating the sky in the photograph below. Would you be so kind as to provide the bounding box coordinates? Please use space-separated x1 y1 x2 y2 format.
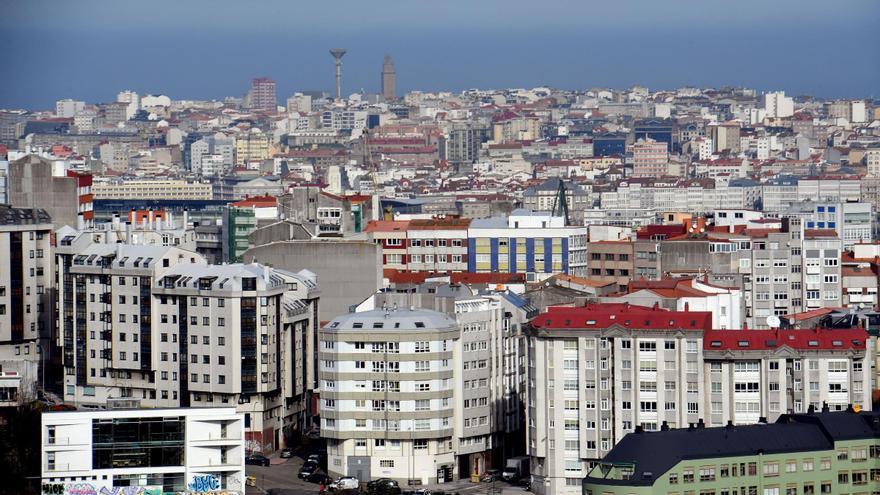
1 0 878 109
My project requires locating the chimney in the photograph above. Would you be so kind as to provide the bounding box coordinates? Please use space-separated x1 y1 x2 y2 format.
697 418 705 429
807 404 815 414
634 425 644 434
112 212 120 230
660 420 669 431
148 209 155 230
687 423 695 431
77 213 85 230
183 208 189 228
726 420 734 429
821 401 830 413
758 416 767 424
684 302 689 312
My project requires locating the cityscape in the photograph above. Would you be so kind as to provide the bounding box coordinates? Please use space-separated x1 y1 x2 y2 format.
1 1 880 495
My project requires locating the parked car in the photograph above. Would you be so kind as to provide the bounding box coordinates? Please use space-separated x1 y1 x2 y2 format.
481 469 501 482
298 462 319 479
280 447 293 458
245 454 270 466
305 472 333 485
307 453 323 464
333 476 360 490
367 478 400 494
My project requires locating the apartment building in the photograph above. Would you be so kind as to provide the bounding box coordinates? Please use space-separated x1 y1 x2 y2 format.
468 210 588 278
745 228 842 327
234 128 270 165
586 241 634 292
42 407 246 493
584 410 880 495
55 241 320 453
363 285 539 464
91 179 213 200
406 218 470 273
631 138 668 178
526 304 711 495
318 308 461 484
524 303 870 495
522 178 592 223
703 327 870 425
0 206 54 397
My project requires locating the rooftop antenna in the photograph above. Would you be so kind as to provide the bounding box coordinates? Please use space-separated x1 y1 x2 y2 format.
329 48 347 101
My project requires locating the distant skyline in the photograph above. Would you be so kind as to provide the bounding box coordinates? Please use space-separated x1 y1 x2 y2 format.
1 0 878 109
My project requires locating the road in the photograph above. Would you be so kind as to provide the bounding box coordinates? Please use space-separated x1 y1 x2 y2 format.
244 443 527 495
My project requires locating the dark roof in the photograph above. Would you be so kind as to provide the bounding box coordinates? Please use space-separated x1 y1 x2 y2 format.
0 205 52 226
587 411 880 487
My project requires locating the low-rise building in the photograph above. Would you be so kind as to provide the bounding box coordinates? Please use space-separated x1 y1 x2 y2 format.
41 407 246 494
583 410 880 495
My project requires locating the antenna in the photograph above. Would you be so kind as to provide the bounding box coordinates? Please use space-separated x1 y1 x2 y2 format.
329 48 347 101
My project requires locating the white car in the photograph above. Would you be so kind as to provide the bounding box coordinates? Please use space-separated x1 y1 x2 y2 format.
332 476 359 490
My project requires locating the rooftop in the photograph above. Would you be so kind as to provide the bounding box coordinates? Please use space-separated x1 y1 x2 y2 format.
325 308 457 332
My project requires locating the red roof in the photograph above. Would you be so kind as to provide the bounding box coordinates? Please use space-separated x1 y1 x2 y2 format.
531 303 712 331
230 195 277 208
703 327 866 351
366 220 410 233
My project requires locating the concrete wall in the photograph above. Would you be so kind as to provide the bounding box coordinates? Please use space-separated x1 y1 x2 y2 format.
243 240 381 322
9 157 78 229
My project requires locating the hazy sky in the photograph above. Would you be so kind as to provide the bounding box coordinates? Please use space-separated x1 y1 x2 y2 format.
1 0 878 109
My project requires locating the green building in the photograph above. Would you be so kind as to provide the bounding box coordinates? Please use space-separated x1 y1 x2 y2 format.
225 205 257 262
583 409 880 495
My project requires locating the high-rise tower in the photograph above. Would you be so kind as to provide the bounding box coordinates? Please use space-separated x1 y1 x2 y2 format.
249 77 276 112
329 48 346 101
381 55 396 101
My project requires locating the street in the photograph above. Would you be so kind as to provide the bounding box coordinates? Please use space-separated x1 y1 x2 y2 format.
244 445 529 495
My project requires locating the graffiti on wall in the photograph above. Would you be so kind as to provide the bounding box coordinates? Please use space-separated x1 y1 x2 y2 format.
244 430 262 453
42 485 164 495
187 476 219 494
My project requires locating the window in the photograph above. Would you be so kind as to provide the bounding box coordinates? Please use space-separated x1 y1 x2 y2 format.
380 460 394 468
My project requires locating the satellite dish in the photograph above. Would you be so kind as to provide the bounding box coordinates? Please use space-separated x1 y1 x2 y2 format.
767 315 781 328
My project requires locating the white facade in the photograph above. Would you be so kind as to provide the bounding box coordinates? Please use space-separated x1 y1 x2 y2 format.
763 91 794 119
319 309 460 484
56 99 85 118
42 407 246 494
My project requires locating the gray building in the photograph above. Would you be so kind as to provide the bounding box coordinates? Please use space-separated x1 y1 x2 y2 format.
8 155 82 229
243 238 382 322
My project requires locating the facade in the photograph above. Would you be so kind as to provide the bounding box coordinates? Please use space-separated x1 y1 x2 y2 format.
234 129 270 165
250 77 277 112
406 218 470 273
92 179 212 201
0 206 54 399
763 91 795 118
586 241 634 292
631 138 669 178
441 122 490 167
8 155 94 229
363 286 537 466
584 410 880 495
381 55 396 101
42 407 246 494
467 210 588 278
524 303 871 495
55 241 320 453
319 308 461 484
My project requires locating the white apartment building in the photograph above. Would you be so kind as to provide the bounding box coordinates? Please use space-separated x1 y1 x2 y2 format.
319 309 461 484
55 241 320 454
763 91 794 119
42 407 245 494
526 304 709 495
525 303 871 495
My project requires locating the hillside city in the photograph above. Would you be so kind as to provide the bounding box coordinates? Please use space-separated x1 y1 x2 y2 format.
3 52 880 495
